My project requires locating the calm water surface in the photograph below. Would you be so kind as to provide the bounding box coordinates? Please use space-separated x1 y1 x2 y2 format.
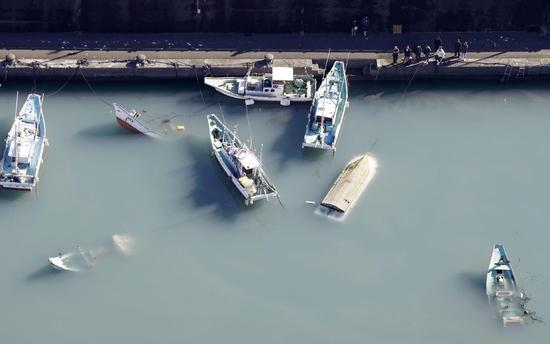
0 79 549 343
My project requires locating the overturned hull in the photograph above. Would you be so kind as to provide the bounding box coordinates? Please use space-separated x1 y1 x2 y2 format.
321 154 376 215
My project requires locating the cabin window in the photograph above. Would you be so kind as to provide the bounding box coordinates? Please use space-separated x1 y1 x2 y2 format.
243 168 253 176
270 89 275 92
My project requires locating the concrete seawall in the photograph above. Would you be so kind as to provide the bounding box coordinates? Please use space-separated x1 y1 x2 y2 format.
2 32 550 82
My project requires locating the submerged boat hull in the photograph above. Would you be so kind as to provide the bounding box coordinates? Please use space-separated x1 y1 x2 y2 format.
113 103 158 137
485 244 526 326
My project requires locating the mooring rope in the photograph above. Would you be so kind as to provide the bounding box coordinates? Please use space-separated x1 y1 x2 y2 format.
78 68 111 107
45 67 80 97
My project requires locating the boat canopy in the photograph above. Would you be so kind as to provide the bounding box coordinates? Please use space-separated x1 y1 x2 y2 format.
272 67 294 81
236 150 260 170
489 264 511 271
316 98 337 119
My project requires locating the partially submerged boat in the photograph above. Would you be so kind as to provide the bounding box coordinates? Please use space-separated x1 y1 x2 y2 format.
302 61 348 151
113 103 158 137
204 67 316 106
0 93 47 191
48 234 135 272
486 244 527 327
321 154 376 216
207 114 278 205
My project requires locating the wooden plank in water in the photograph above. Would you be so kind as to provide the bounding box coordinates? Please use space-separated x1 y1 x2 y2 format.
321 154 372 213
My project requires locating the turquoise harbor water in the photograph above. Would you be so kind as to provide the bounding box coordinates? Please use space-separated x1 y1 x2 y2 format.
0 79 549 343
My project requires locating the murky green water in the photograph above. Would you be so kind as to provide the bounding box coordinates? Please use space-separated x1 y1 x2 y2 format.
0 79 549 343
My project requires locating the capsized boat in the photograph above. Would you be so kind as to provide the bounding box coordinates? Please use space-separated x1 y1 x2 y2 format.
207 114 278 205
204 67 316 106
321 154 376 216
302 61 348 151
486 244 527 326
48 234 135 272
113 103 158 137
0 93 47 191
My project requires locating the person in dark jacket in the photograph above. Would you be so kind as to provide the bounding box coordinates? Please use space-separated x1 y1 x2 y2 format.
392 46 399 64
404 45 412 64
414 45 422 62
454 39 462 58
361 16 369 38
434 36 442 51
423 44 432 64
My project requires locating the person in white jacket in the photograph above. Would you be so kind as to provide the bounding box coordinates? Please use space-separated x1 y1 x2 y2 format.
435 47 445 65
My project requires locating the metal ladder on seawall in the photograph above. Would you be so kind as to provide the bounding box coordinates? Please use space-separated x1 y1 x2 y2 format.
501 64 513 82
515 66 526 80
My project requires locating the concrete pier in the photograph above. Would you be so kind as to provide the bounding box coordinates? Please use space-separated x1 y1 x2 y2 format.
2 32 550 82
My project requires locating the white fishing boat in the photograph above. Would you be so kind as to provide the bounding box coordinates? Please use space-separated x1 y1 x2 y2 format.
486 244 526 326
207 114 278 205
48 234 135 272
0 93 47 191
302 61 348 151
113 103 158 137
204 67 316 106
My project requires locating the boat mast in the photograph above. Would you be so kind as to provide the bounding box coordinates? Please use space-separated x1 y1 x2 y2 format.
13 91 19 174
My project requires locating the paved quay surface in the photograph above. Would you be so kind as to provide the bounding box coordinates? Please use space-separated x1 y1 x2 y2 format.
2 32 550 80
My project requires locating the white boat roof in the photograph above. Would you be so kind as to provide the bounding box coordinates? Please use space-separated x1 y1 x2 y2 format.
236 150 260 170
316 98 337 119
272 67 294 81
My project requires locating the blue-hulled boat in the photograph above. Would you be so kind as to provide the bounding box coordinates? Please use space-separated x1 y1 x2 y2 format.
302 61 348 152
0 93 47 191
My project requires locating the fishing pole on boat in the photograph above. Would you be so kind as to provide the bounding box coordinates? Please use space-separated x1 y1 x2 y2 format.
323 48 332 77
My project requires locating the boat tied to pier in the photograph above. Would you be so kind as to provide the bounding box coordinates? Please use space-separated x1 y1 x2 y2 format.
0 93 47 191
302 61 348 152
486 244 528 327
204 67 316 106
321 154 376 216
113 103 158 137
207 114 278 205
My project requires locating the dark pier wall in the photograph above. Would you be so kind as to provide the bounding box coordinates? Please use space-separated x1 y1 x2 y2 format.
0 0 549 33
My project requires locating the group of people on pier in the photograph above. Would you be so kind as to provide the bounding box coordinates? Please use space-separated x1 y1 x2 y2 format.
391 36 470 66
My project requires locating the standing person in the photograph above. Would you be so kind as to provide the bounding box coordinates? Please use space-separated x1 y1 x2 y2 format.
414 45 422 62
392 46 399 65
454 39 462 58
435 46 445 65
404 45 412 64
351 20 358 37
423 44 432 64
461 41 469 60
434 36 442 51
361 16 369 39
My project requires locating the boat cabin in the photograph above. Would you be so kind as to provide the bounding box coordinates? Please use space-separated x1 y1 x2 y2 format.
235 149 260 177
245 67 295 97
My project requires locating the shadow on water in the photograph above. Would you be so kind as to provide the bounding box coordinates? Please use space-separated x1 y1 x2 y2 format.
25 265 66 282
0 188 25 202
459 271 487 303
267 103 320 170
182 135 250 221
76 121 140 139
